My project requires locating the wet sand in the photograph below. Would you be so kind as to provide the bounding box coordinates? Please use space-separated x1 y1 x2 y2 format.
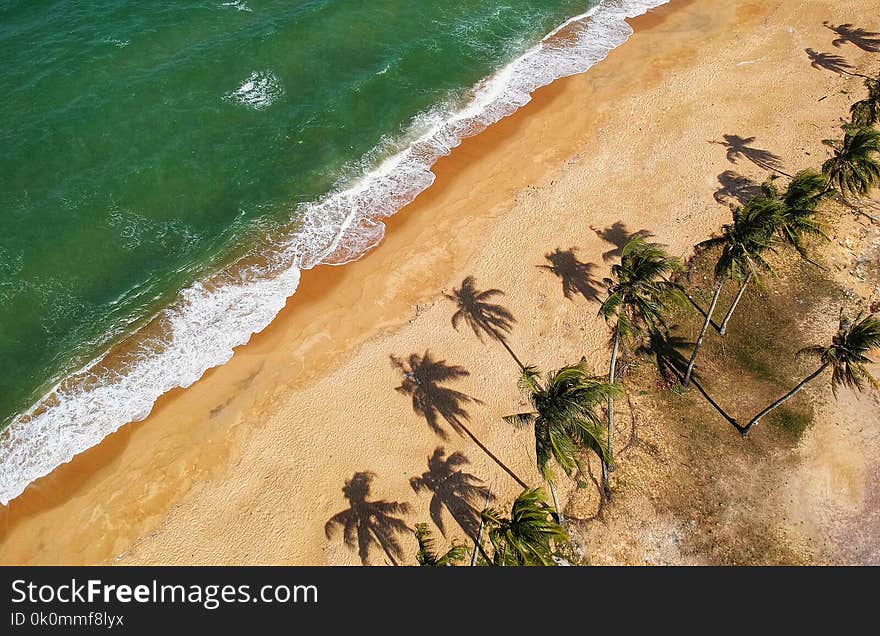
2 0 878 564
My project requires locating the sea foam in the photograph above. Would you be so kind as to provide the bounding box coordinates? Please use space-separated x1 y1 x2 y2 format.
224 71 283 111
0 0 669 505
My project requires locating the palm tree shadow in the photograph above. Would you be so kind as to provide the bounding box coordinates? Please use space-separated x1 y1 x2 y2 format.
572 456 607 522
391 351 481 440
714 170 764 205
825 22 880 53
325 471 412 566
444 276 525 369
392 351 528 488
410 447 490 541
805 48 856 75
711 134 787 174
538 247 603 301
639 329 742 433
591 221 654 262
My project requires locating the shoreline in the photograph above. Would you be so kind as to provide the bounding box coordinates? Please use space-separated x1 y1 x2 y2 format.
0 0 671 509
3 0 878 565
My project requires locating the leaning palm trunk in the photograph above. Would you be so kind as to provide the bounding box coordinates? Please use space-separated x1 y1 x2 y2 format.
719 271 752 335
742 363 829 436
684 279 724 386
603 328 621 495
459 422 528 489
471 491 493 566
547 481 564 526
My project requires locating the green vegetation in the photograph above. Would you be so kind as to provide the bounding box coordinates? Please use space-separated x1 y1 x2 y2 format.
329 29 880 566
850 75 880 128
744 312 880 435
684 196 780 383
599 238 682 491
414 523 469 566
503 363 619 522
822 125 880 198
479 488 568 566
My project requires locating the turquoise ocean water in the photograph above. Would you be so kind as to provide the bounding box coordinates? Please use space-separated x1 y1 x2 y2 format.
0 0 666 503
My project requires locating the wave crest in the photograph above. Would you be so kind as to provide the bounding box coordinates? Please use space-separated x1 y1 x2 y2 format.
0 0 669 506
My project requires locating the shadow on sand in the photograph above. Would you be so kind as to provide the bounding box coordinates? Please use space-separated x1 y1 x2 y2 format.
392 351 528 488
445 276 526 370
410 447 490 541
825 22 880 53
539 247 603 301
639 329 742 433
591 221 655 262
325 471 411 566
805 48 866 78
711 134 788 175
714 170 764 205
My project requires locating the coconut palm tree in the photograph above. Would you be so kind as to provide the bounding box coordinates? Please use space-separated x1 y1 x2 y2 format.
822 125 880 199
414 523 469 566
765 169 831 263
480 487 568 566
503 362 620 520
743 312 880 436
324 472 412 566
851 76 880 127
599 237 682 486
445 276 525 370
683 198 780 384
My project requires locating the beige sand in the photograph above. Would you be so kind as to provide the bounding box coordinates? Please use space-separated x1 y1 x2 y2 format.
2 0 879 565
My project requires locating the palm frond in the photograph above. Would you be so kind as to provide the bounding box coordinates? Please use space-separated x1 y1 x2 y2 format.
503 412 537 428
482 488 568 566
800 312 880 395
822 125 880 198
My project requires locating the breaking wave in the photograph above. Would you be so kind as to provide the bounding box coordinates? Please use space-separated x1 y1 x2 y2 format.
0 0 669 505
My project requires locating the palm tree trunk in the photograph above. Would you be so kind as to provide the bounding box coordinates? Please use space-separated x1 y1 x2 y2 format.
719 271 752 335
741 364 829 436
548 480 565 526
458 422 528 489
659 356 741 432
676 287 721 331
803 255 828 271
684 279 724 387
471 491 493 566
604 328 621 495
854 206 880 224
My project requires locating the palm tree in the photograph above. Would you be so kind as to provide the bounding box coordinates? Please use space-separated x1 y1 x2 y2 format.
325 472 412 566
445 276 525 370
822 125 880 199
503 362 620 520
851 76 880 127
743 312 880 436
683 198 780 385
599 237 682 486
414 523 469 566
393 352 528 489
765 170 831 264
480 488 568 566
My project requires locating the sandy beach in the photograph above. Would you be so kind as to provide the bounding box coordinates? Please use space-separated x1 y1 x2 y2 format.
2 0 879 565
